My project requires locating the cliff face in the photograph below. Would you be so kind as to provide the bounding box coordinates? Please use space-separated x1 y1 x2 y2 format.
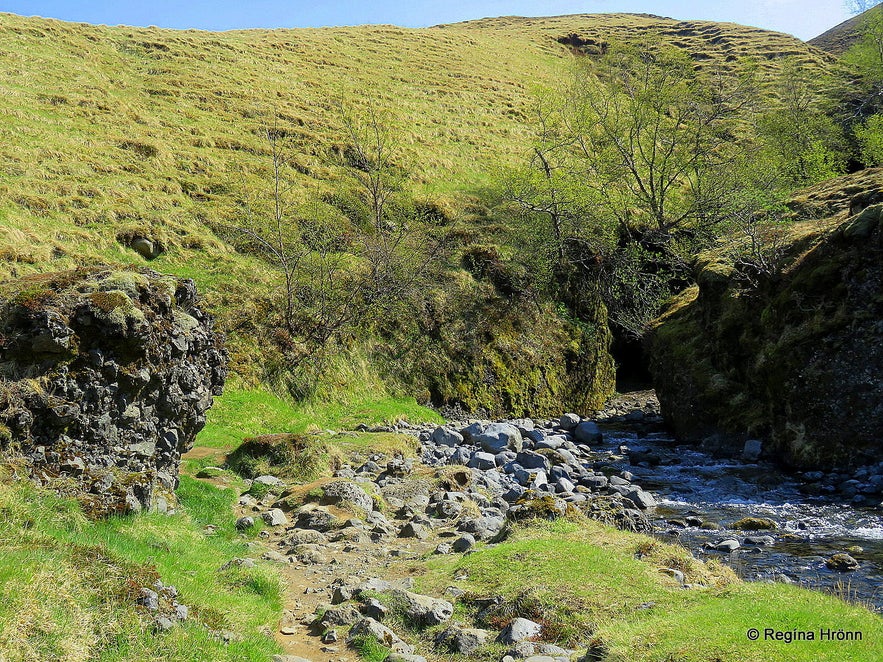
646 170 883 469
0 268 227 515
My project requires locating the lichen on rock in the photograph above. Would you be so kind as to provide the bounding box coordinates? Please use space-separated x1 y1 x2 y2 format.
0 267 227 515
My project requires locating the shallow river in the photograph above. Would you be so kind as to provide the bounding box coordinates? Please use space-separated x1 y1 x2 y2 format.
593 427 883 611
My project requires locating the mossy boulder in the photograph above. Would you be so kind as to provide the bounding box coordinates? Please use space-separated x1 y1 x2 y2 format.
646 169 883 469
0 267 227 515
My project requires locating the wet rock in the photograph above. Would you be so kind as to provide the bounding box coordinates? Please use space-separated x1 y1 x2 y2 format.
742 439 763 462
711 539 741 552
825 553 860 572
731 517 777 531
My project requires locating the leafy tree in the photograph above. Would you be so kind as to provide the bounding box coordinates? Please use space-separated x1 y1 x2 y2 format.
758 59 846 185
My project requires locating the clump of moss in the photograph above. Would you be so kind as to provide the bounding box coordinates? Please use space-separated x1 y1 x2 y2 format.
226 433 333 482
731 516 778 531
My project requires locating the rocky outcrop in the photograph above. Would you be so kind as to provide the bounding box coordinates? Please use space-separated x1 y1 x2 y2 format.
646 170 883 469
0 268 226 515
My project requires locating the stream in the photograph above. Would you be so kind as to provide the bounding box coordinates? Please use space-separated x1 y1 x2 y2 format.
592 426 883 611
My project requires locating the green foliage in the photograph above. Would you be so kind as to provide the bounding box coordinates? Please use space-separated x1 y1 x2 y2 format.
349 634 391 662
855 113 883 164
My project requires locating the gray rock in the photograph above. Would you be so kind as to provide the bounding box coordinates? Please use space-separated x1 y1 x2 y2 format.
468 451 497 471
452 533 476 552
624 488 657 510
476 423 523 454
573 421 602 444
294 506 335 532
448 447 472 465
516 451 550 471
580 475 608 490
460 422 486 442
262 508 288 527
320 605 361 626
363 597 389 620
555 477 576 494
386 655 427 662
347 617 414 655
137 587 159 611
393 589 454 626
321 480 374 513
435 626 490 654
253 475 285 488
559 413 580 430
432 426 464 447
399 522 429 539
288 529 328 546
235 516 255 531
712 539 741 552
498 617 542 644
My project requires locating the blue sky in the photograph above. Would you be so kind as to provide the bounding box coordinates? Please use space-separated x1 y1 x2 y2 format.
0 1 853 41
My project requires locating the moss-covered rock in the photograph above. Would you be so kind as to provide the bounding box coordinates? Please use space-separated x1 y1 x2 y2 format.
0 267 227 515
646 169 883 469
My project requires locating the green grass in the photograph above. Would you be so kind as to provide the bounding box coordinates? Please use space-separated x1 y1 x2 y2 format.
0 470 282 661
196 384 441 451
419 518 883 661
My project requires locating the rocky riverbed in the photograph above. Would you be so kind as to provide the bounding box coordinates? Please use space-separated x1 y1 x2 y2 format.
215 393 881 661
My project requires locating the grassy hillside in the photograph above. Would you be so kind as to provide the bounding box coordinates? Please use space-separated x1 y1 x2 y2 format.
0 11 837 414
0 11 832 280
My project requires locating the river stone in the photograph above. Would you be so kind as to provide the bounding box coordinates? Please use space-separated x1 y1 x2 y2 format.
468 451 497 471
624 488 657 510
712 539 741 552
825 553 860 572
731 517 777 531
573 421 602 444
498 617 542 644
347 617 413 655
516 451 550 471
476 423 523 453
321 480 374 513
559 413 580 430
580 475 608 490
432 426 464 447
742 439 763 461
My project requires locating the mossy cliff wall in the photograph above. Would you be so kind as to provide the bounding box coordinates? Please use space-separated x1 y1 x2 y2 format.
0 268 227 515
646 170 883 469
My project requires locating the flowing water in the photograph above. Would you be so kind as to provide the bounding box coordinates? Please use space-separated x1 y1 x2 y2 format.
593 426 883 611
